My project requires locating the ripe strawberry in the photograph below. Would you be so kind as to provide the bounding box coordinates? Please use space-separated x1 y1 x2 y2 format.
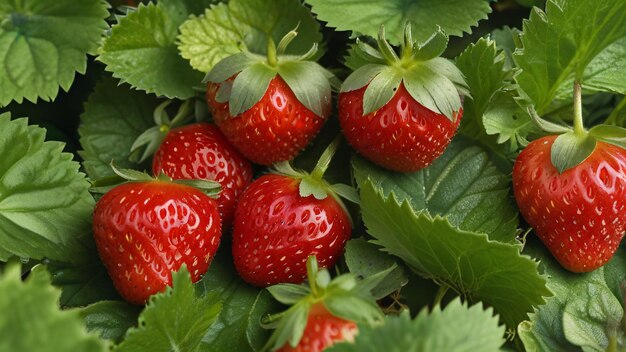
152 123 253 227
338 25 468 172
205 30 332 165
276 303 357 352
206 76 328 165
513 135 626 272
339 83 462 172
93 171 222 304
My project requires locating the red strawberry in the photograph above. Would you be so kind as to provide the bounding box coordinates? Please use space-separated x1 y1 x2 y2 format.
339 83 462 172
513 135 626 272
231 137 355 287
276 303 357 352
93 174 221 304
232 173 351 286
338 25 468 172
206 76 327 165
205 30 332 165
152 123 253 227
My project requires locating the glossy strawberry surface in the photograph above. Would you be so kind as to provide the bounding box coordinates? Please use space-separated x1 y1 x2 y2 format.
232 174 351 287
338 83 462 172
93 181 221 304
152 123 253 227
206 76 328 165
513 136 626 272
276 303 357 352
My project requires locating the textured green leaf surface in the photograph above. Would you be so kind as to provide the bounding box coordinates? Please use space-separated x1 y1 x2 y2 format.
327 299 505 352
79 301 142 343
0 0 109 106
0 264 108 352
305 0 491 44
514 0 626 113
79 77 158 181
359 182 550 328
178 0 322 73
0 115 95 263
99 2 204 99
483 91 536 152
353 140 518 243
115 267 222 352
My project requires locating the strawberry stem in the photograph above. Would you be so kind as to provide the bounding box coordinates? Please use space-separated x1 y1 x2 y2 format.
311 135 341 180
573 81 585 136
433 284 449 307
400 21 414 63
267 37 278 67
306 256 321 297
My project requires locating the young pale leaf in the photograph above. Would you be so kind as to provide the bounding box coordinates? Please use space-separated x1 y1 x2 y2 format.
79 77 158 181
0 0 109 107
362 67 402 115
358 182 550 329
99 2 203 99
0 264 108 352
353 140 518 243
277 61 332 117
115 267 222 352
229 62 276 116
78 301 142 343
344 239 407 300
305 0 491 44
196 251 282 352
0 115 94 263
514 0 626 113
483 91 536 152
327 299 505 352
550 132 596 174
178 0 322 73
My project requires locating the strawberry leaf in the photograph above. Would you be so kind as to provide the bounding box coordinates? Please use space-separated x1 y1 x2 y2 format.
589 124 626 150
277 61 332 118
0 263 108 352
78 301 142 343
98 2 204 99
305 0 491 44
583 37 626 95
550 132 596 174
115 266 222 352
514 0 626 114
229 62 276 116
362 67 402 115
358 181 550 329
0 114 94 264
326 299 505 352
353 140 518 243
79 77 158 181
483 91 537 152
344 239 408 300
178 0 322 73
0 0 109 107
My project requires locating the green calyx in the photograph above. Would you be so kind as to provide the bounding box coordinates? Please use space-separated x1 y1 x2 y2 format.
530 81 626 174
89 162 221 198
272 136 359 224
129 100 194 163
341 22 469 120
261 255 393 351
205 29 332 118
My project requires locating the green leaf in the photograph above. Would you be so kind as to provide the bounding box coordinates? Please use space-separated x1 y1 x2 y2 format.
327 299 505 352
583 37 626 95
589 124 626 150
413 27 448 62
550 132 596 174
305 0 491 44
196 251 282 352
79 77 158 181
115 266 222 352
99 2 204 99
229 62 276 116
277 61 331 117
483 91 537 152
403 62 462 120
358 182 550 329
362 67 402 115
323 293 383 325
514 0 626 114
266 284 310 305
47 258 121 308
0 264 108 352
0 0 109 106
79 301 142 343
0 115 95 263
344 238 408 300
353 139 518 243
340 64 386 93
178 0 322 73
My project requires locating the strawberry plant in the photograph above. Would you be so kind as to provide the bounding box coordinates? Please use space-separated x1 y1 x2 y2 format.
1 0 626 351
